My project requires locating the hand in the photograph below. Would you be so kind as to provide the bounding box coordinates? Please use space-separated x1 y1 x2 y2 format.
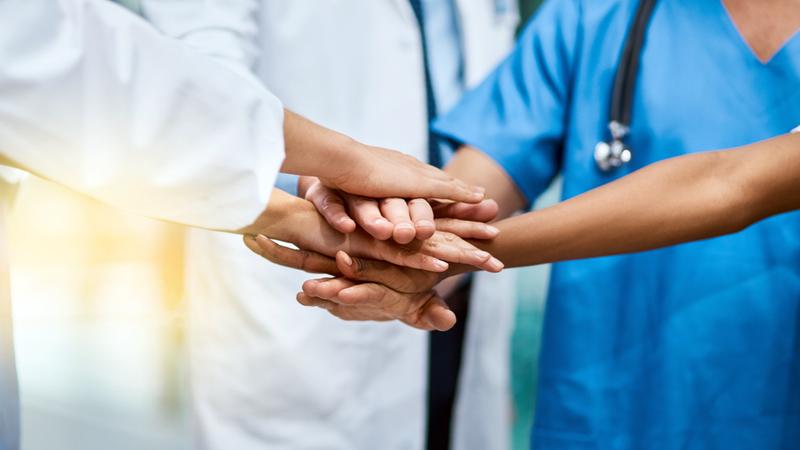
318 143 487 204
281 111 487 204
245 190 504 273
300 252 452 330
299 176 499 244
244 236 454 331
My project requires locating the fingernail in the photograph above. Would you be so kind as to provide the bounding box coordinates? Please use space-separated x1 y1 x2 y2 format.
469 191 485 202
396 222 415 231
340 252 353 267
488 257 505 272
433 259 449 271
375 218 391 226
416 219 435 230
486 225 500 236
474 250 491 260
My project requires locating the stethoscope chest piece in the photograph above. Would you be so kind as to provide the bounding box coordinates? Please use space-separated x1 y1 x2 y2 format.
594 0 658 173
594 121 632 172
594 139 632 172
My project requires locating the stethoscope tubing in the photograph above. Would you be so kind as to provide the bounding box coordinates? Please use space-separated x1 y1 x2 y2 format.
597 0 658 171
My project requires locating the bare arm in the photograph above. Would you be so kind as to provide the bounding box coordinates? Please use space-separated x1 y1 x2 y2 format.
478 132 800 267
289 132 800 331
444 146 528 220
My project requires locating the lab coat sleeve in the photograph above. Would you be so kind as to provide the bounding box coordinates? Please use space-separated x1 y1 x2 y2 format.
140 0 261 71
433 0 582 206
141 0 304 196
142 0 304 197
0 0 284 231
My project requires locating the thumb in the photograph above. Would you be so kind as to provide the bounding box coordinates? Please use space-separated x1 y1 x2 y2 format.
421 295 457 332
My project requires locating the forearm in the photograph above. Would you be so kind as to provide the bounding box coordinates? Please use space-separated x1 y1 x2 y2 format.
239 188 331 244
471 133 800 268
280 110 358 179
444 146 527 220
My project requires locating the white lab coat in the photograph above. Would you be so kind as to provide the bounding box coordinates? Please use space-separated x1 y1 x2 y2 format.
141 1 518 449
0 1 286 448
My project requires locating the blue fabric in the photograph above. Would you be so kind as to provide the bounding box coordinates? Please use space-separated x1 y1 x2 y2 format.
275 173 299 197
433 0 800 448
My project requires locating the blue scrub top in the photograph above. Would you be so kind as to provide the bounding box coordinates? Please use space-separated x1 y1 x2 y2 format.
433 0 800 448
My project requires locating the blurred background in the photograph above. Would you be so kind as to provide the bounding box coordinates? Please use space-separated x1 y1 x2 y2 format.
9 1 546 449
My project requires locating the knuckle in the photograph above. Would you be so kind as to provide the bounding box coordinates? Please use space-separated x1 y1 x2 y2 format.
299 250 313 270
320 196 341 212
375 286 389 304
354 257 367 275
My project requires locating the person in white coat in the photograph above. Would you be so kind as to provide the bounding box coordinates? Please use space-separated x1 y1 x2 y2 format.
140 1 518 449
0 1 495 449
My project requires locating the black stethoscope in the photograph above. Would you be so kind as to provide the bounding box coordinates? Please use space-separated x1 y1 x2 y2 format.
594 0 659 172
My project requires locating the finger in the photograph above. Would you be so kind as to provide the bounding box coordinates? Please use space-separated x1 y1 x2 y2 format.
296 292 336 310
306 184 356 233
302 277 357 301
419 295 457 332
336 283 394 306
335 283 439 328
335 251 437 293
373 242 450 273
325 305 399 326
427 176 486 204
423 233 504 273
379 198 416 244
244 235 341 275
408 199 436 240
434 218 500 240
433 199 499 222
346 195 394 240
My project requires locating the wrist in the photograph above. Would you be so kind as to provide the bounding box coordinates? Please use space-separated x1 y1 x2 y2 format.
297 176 318 198
246 189 316 243
281 109 360 179
316 136 364 182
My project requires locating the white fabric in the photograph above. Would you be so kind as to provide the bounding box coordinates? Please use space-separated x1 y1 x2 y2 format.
142 1 518 449
422 0 465 115
0 1 287 448
792 125 800 134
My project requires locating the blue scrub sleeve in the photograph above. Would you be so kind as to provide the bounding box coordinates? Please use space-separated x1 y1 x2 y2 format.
433 0 581 206
275 173 299 197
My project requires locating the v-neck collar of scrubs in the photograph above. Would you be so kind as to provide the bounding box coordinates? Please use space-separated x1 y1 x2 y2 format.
714 0 800 66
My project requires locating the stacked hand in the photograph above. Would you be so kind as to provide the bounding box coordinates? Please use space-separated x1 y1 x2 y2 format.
244 180 502 332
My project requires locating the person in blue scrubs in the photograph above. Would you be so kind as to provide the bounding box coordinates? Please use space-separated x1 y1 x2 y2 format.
428 0 800 448
272 0 799 448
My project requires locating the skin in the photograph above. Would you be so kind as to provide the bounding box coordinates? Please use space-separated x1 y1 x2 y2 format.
248 5 800 330
0 109 487 209
722 0 800 63
279 110 487 203
255 133 800 330
299 175 501 242
240 188 505 274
